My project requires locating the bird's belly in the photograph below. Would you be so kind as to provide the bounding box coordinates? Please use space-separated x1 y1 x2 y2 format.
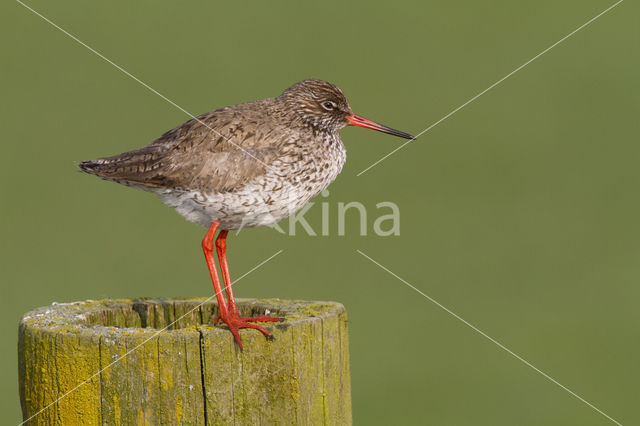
157 138 346 229
157 161 343 229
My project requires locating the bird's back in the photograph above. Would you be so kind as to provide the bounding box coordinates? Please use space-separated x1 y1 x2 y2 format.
79 99 288 193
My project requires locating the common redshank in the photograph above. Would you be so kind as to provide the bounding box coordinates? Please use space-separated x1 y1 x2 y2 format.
80 79 413 349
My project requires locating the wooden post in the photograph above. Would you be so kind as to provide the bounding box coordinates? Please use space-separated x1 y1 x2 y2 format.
18 298 351 425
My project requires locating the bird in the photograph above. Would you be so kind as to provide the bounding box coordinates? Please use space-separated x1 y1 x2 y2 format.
79 78 414 350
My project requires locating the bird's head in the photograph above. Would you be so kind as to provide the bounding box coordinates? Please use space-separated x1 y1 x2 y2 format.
278 79 414 139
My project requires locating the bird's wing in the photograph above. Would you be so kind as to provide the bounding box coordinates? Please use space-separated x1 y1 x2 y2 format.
79 102 285 192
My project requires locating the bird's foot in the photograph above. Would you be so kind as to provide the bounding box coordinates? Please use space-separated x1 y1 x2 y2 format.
215 313 284 351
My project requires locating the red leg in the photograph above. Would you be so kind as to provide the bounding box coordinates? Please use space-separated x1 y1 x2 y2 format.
215 230 238 315
201 222 229 320
212 228 282 350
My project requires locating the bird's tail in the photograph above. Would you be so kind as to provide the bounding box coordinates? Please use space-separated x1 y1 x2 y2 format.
78 159 109 175
78 143 171 188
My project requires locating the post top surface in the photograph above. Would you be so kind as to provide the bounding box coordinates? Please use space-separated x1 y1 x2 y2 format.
19 298 346 338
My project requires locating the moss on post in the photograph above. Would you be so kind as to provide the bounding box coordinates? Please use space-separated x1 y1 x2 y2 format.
18 298 352 425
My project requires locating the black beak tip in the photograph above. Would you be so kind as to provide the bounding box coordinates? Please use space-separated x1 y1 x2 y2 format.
396 131 415 140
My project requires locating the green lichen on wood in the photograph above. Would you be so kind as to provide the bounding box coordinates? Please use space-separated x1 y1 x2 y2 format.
19 298 352 425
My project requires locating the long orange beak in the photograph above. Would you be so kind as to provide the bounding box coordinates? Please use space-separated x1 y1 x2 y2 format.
346 114 414 140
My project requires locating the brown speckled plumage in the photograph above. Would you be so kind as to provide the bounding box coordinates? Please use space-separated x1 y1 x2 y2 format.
80 79 412 229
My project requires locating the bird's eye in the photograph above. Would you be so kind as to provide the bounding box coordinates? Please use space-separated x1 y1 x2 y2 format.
322 101 337 111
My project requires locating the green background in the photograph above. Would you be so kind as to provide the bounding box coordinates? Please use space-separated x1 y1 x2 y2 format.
2 1 638 424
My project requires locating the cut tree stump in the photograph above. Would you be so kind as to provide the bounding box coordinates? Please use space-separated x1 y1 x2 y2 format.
18 298 351 425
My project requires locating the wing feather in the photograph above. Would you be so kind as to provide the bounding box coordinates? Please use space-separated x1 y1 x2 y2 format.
79 100 283 192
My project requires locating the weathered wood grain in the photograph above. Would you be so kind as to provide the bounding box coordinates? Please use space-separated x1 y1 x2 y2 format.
18 298 352 425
